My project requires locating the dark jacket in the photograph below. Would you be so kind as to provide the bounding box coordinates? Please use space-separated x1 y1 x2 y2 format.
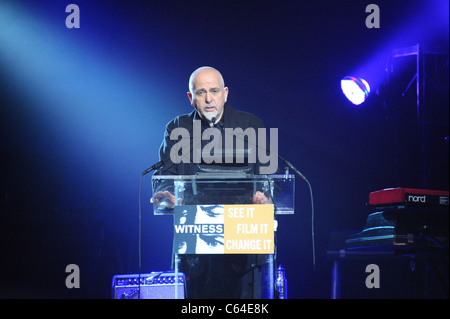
157 103 267 176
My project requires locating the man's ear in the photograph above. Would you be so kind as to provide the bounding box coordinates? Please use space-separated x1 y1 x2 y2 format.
187 91 194 106
223 86 229 103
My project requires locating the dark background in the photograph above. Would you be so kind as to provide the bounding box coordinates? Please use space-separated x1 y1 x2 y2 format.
0 0 448 299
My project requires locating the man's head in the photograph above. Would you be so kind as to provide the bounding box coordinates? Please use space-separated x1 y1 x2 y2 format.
187 66 229 124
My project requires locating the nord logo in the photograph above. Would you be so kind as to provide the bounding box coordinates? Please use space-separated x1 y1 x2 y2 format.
408 195 426 203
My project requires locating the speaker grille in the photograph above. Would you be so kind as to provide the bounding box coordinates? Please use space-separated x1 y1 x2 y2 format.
111 272 185 299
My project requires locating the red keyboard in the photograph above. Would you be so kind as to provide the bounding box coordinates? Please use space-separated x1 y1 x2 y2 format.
369 187 449 207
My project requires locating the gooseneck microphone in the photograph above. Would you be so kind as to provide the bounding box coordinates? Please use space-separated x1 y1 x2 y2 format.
276 154 308 182
141 160 164 176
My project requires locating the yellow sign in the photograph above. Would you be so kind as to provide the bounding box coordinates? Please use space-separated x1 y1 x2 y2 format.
224 204 274 254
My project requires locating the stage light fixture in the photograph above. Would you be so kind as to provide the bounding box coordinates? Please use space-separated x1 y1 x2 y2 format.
340 76 371 105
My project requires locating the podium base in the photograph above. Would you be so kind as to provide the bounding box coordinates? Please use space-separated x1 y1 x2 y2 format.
175 254 273 299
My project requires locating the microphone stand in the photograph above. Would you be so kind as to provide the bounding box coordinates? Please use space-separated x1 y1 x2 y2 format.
277 154 316 298
138 161 164 299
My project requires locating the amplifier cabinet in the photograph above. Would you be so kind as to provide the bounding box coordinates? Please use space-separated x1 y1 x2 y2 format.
111 272 186 299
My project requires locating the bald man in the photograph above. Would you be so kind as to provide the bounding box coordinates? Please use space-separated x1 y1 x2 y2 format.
150 66 274 298
154 66 271 177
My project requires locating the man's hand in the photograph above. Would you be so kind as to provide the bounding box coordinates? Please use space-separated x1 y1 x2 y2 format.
150 190 179 209
251 191 270 204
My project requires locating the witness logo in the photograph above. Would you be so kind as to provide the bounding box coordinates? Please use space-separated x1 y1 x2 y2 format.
169 120 279 174
173 204 274 255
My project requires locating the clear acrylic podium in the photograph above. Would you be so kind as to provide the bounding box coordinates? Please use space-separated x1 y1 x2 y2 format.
151 173 295 299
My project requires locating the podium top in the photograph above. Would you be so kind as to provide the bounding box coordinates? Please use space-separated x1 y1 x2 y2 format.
151 174 295 215
152 173 295 180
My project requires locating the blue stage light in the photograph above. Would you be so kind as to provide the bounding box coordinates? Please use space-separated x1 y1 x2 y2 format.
340 76 371 106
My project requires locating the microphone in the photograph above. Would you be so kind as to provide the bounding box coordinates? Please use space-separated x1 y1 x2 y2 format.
210 117 217 126
276 154 308 182
141 160 164 176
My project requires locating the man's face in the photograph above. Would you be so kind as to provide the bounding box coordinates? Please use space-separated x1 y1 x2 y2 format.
187 69 228 123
